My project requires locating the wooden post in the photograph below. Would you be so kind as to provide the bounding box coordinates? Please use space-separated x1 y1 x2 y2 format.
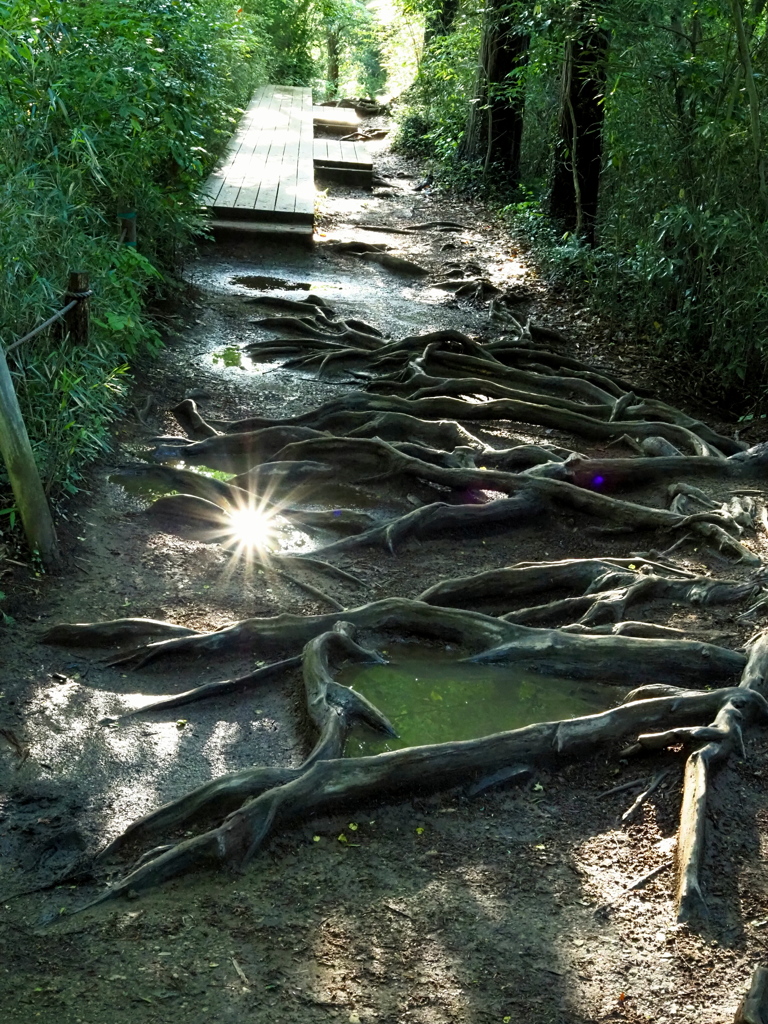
64 271 90 346
118 210 137 247
0 344 60 564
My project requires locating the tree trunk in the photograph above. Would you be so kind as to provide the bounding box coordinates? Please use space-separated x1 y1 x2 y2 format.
460 0 529 183
730 0 768 210
548 17 609 243
327 28 341 96
485 16 529 180
424 0 460 45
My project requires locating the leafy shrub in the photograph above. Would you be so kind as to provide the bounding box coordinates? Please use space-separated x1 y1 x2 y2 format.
0 0 311 502
392 110 437 156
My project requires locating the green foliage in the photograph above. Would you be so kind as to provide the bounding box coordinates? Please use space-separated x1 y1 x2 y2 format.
0 0 312 504
404 0 768 406
392 110 437 155
314 0 390 99
394 1 480 158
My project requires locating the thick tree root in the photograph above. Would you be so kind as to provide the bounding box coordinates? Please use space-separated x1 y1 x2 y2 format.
44 597 746 682
419 557 698 613
216 391 732 457
300 622 396 762
735 966 768 1024
80 686 752 909
171 399 220 439
620 633 768 927
418 557 762 625
102 656 304 723
527 444 768 491
49 302 768 928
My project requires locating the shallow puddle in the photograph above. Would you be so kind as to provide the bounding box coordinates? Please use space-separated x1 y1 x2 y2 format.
342 643 623 757
231 274 310 289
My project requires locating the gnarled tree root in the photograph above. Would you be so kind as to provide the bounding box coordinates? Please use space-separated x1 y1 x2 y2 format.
80 686 754 910
625 633 768 926
43 597 747 681
735 966 768 1024
418 556 762 627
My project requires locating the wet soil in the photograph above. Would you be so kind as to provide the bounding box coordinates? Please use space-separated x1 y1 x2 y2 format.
1 129 768 1024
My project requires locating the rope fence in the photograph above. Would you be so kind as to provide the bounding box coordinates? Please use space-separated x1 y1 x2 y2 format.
4 288 93 356
3 273 92 358
1 213 137 563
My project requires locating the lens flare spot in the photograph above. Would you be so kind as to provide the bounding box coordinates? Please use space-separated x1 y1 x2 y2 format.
227 507 274 549
593 475 605 488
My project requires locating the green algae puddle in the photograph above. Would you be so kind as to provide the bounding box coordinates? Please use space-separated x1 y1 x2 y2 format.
341 644 623 757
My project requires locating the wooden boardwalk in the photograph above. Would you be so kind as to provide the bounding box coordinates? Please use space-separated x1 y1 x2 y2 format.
203 85 373 237
313 138 372 173
312 105 360 133
203 85 315 227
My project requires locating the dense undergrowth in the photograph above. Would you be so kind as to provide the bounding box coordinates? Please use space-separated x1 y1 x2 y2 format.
0 0 310 512
394 0 768 414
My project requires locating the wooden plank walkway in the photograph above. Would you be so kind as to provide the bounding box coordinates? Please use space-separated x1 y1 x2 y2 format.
312 105 360 131
313 138 373 172
203 85 315 226
203 86 374 236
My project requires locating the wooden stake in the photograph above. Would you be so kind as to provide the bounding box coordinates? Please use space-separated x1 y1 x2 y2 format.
64 271 90 347
0 344 60 564
118 210 137 248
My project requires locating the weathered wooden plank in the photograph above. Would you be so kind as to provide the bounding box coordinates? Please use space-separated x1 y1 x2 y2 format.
296 90 315 216
276 87 301 213
253 86 293 213
313 140 373 171
312 105 360 128
212 84 274 190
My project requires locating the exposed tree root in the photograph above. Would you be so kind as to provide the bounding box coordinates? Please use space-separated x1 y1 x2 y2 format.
171 398 220 439
242 293 333 314
43 302 768 936
153 433 749 562
418 557 763 626
151 425 329 472
527 445 768 491
735 966 768 1024
102 656 304 723
80 685 754 909
618 633 768 926
215 390 731 457
44 597 745 681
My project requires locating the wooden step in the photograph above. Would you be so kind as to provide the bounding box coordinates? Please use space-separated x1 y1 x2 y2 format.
313 139 373 171
208 218 313 242
312 105 360 130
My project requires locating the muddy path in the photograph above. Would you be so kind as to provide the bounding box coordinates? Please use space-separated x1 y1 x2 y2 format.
2 144 768 1024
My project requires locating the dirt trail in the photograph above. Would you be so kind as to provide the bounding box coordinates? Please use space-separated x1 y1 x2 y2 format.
1 141 768 1024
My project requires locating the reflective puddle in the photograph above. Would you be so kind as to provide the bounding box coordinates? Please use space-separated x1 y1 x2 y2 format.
231 275 311 290
341 643 622 757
